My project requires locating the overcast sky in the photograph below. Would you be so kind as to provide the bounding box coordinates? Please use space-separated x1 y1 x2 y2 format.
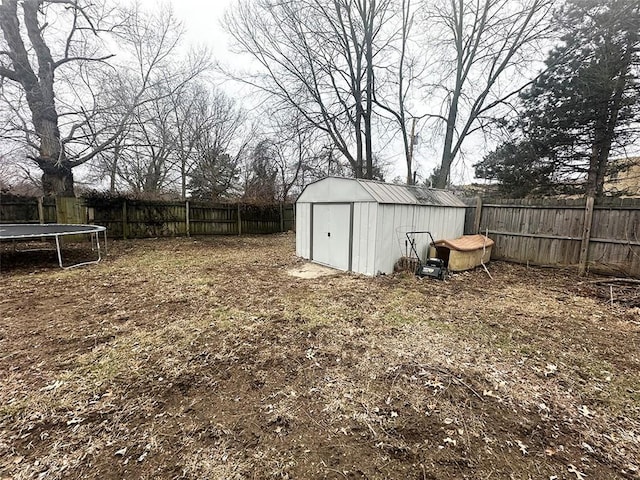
169 0 235 58
151 0 476 184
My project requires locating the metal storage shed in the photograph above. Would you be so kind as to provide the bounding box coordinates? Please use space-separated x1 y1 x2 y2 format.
296 177 467 275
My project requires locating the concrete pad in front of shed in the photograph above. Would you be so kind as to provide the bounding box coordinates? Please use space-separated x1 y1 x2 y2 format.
287 262 341 279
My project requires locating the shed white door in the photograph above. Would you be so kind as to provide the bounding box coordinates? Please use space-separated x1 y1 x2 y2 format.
312 203 351 270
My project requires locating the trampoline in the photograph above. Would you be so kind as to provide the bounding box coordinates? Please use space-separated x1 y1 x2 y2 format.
0 223 107 269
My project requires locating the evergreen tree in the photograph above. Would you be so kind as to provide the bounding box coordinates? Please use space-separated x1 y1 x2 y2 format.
518 0 640 197
474 140 558 197
243 140 279 203
188 150 240 200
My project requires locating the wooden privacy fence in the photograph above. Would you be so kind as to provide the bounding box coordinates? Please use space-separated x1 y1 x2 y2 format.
0 196 57 223
464 197 640 278
0 196 295 239
91 200 295 238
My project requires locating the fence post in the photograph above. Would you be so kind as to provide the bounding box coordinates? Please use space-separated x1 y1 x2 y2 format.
122 200 128 240
237 203 242 236
185 200 190 237
280 202 284 232
578 196 595 276
37 197 44 224
473 196 483 234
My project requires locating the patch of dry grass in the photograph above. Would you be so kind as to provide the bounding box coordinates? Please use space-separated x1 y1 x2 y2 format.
1 234 639 479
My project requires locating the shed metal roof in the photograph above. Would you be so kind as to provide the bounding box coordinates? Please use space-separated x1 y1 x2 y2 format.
296 177 466 207
356 179 465 207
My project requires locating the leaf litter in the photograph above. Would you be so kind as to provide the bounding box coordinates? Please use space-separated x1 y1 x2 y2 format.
0 234 639 479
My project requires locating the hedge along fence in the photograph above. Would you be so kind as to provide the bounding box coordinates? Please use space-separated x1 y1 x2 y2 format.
463 196 640 278
0 195 295 239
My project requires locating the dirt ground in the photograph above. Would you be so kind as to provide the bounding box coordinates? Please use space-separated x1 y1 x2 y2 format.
1 234 639 480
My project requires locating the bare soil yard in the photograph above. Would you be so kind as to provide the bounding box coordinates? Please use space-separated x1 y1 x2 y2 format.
1 234 639 480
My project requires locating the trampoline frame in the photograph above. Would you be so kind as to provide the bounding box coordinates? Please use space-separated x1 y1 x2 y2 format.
0 223 108 269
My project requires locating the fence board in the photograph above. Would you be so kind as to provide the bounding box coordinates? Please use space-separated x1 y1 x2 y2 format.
1 196 295 240
464 196 640 277
0 196 56 223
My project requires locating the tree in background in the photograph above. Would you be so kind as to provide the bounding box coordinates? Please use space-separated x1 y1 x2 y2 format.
172 86 246 200
257 109 342 201
242 140 279 203
0 0 114 195
478 0 640 198
0 1 210 196
519 0 640 197
186 90 249 201
225 0 398 180
188 152 241 200
473 140 557 197
424 0 554 189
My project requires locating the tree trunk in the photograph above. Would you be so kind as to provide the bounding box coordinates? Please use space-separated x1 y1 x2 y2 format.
181 159 187 200
364 2 374 180
354 111 364 178
110 142 120 193
435 76 463 189
435 145 455 189
406 117 416 185
0 0 73 196
586 136 613 198
35 106 73 196
40 160 75 197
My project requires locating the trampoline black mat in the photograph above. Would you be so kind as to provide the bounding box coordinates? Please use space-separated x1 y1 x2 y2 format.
0 224 106 239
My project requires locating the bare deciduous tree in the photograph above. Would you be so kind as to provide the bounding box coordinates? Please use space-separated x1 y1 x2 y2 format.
185 88 249 201
0 0 209 196
225 0 396 179
0 0 116 195
371 0 420 184
424 0 553 188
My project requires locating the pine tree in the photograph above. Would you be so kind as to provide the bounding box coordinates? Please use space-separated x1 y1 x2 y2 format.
476 0 640 197
518 0 640 197
474 140 558 197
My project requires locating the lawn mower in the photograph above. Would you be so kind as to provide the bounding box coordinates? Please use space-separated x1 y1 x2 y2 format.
405 231 447 280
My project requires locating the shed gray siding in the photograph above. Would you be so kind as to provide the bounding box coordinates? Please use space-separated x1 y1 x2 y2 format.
295 203 311 258
374 204 465 274
295 177 466 275
351 202 378 275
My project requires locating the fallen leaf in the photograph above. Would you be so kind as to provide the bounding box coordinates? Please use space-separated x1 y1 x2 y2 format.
517 440 528 455
581 442 594 454
568 464 586 480
538 403 550 414
40 380 63 392
578 405 594 419
483 390 500 399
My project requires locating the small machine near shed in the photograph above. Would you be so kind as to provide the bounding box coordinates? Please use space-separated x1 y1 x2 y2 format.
405 231 448 280
430 234 494 272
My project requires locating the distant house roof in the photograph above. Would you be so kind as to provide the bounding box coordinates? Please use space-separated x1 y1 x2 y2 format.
297 177 466 207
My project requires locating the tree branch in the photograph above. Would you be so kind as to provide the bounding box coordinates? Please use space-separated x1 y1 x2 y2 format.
53 53 115 69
